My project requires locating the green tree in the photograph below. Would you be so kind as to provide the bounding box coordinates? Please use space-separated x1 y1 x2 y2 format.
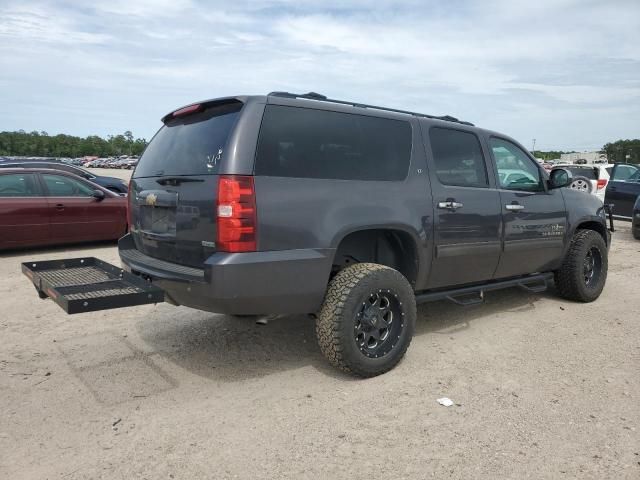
603 139 640 164
0 130 147 157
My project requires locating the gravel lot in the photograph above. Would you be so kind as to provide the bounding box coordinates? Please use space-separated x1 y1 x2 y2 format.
1 178 638 479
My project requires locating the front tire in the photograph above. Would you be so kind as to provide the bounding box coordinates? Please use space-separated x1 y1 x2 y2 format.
316 263 416 377
554 230 608 302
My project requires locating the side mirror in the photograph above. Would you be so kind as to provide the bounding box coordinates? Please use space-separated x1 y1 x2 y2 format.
549 168 573 189
92 189 106 201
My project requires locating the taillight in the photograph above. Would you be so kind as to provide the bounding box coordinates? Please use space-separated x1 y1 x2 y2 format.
597 179 608 190
216 175 257 252
126 181 132 229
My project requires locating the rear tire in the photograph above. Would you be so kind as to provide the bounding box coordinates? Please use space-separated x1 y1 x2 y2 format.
316 263 416 377
554 230 607 302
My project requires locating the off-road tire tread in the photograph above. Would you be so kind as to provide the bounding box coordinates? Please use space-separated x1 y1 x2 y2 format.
554 229 607 302
316 263 415 377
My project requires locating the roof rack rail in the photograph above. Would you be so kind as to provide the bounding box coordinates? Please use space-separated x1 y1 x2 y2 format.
267 91 474 126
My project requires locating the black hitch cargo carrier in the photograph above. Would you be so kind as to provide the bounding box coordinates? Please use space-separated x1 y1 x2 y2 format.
22 257 165 314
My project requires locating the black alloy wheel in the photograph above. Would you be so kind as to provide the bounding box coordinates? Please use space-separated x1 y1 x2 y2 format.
354 290 404 359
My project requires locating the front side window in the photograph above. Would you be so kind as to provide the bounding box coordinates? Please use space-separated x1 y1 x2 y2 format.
611 164 640 182
255 105 412 181
429 127 488 188
490 137 543 192
42 174 95 197
0 173 40 197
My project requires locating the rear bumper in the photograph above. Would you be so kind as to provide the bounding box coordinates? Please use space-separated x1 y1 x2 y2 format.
118 234 334 315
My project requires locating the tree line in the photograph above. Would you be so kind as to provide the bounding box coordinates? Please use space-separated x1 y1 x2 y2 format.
534 140 640 164
1 129 638 165
0 130 148 158
531 150 570 160
602 139 640 164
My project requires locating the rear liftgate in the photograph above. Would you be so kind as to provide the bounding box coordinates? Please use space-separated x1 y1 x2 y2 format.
22 257 164 314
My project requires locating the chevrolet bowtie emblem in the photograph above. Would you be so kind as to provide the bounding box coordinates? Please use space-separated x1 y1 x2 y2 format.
146 193 157 206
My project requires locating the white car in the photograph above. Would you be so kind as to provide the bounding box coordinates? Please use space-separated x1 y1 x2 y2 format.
552 164 610 203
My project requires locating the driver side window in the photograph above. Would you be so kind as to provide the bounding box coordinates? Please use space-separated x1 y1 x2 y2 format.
611 164 640 182
490 137 543 192
42 174 94 197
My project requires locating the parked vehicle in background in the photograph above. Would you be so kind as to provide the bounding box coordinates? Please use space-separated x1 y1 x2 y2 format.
552 164 610 202
0 168 127 250
0 161 128 194
605 163 640 219
632 196 640 240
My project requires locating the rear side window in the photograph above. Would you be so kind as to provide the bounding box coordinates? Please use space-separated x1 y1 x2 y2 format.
429 127 488 188
255 105 411 181
135 102 243 178
0 173 40 197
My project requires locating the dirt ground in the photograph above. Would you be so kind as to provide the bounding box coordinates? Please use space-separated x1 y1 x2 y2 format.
1 191 638 479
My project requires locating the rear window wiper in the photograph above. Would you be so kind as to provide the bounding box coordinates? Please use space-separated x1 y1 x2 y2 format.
156 176 205 186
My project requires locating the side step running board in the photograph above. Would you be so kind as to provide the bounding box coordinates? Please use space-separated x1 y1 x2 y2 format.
415 272 553 306
23 257 165 314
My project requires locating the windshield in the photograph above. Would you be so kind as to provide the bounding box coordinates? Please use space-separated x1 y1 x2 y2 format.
134 101 242 178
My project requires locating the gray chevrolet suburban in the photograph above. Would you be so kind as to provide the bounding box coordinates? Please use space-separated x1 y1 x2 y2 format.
25 92 612 377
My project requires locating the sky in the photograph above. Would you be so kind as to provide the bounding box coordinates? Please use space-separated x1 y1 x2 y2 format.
0 0 638 151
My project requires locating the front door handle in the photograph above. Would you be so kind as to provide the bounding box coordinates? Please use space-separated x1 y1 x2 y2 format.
55 203 65 211
505 203 525 211
438 200 463 211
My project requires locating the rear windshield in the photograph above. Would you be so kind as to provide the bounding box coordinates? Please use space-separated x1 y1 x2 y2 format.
134 101 242 178
255 105 412 181
562 166 599 180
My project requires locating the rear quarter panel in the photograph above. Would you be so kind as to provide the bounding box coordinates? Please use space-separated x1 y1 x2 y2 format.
253 118 434 290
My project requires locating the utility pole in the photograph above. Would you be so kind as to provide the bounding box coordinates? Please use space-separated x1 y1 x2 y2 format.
532 139 536 157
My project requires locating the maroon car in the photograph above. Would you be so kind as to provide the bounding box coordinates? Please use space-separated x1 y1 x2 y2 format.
0 168 127 250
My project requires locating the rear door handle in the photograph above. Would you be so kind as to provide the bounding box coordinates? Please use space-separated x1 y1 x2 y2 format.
505 203 524 211
437 200 463 211
55 203 65 211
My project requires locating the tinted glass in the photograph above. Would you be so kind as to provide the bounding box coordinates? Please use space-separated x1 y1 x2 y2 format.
490 137 543 192
0 173 40 197
135 102 243 178
255 105 412 181
42 174 94 197
429 127 488 187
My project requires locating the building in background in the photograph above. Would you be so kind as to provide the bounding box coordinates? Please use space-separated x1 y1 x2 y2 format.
560 151 608 164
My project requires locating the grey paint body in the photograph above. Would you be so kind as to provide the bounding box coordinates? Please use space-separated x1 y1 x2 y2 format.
120 94 609 314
